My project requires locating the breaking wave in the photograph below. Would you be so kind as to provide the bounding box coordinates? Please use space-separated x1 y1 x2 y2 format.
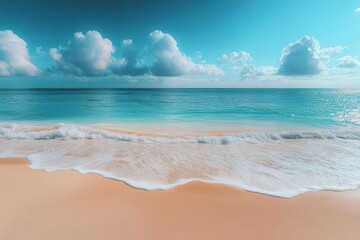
1 123 360 144
1 123 360 198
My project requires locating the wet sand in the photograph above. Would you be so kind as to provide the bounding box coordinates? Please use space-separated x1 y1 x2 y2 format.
1 157 360 240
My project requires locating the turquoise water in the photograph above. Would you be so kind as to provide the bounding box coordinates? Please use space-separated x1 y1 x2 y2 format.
1 88 360 198
0 88 359 127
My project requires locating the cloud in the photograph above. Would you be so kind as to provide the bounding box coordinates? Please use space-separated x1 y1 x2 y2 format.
278 36 327 76
0 30 38 76
49 30 222 78
253 65 277 76
218 51 251 64
338 55 360 68
194 51 203 62
356 7 360 13
148 30 223 76
49 48 61 61
35 46 46 57
218 50 276 78
112 39 149 76
50 31 114 76
232 64 277 78
319 46 344 59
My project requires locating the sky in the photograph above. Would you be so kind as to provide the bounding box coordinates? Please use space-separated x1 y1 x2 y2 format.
0 0 359 88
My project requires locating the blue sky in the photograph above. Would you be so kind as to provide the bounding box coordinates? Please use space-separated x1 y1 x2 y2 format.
0 0 359 88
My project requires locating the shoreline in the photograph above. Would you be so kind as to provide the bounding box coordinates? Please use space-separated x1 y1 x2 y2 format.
0 120 334 134
1 157 360 240
28 157 360 199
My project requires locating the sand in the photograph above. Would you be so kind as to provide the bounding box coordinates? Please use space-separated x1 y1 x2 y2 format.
1 157 360 240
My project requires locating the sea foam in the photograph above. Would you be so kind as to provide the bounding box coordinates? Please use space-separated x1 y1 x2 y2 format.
1 123 360 198
1 123 360 143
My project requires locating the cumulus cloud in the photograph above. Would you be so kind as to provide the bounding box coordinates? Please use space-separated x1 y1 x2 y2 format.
50 31 114 76
338 55 360 68
0 30 38 76
218 51 251 64
49 30 222 78
112 39 148 76
232 64 277 78
253 65 277 76
218 49 276 78
278 36 326 76
49 48 61 61
148 30 223 76
319 46 344 59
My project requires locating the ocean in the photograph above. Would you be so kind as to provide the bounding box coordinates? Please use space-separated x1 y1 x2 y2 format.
0 88 359 197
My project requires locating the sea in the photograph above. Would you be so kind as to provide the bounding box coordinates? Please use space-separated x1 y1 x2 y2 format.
0 88 359 198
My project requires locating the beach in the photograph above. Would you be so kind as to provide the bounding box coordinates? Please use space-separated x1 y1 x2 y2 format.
1 157 360 240
1 0 360 238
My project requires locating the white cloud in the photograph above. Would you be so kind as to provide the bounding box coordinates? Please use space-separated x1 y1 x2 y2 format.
278 36 326 76
0 30 38 76
48 30 222 78
356 7 360 13
35 46 46 57
194 51 203 62
256 65 278 75
319 46 344 59
338 55 360 68
148 30 223 76
122 39 133 45
232 64 277 78
50 31 114 76
49 48 62 61
218 51 251 64
112 39 148 76
218 50 276 78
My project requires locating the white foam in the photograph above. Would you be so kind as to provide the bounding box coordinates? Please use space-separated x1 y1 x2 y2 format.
1 123 360 143
1 123 360 198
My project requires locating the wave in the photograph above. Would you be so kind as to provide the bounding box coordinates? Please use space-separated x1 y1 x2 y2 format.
1 123 360 144
1 123 360 198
